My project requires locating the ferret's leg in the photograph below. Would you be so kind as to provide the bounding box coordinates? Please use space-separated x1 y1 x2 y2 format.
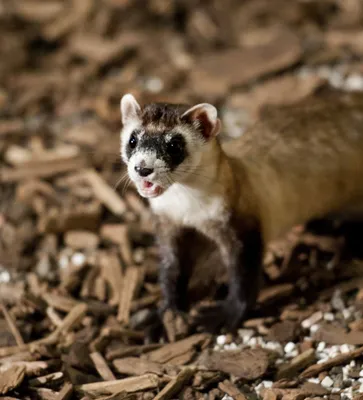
157 229 181 312
236 229 263 314
155 217 190 313
194 225 263 332
146 219 191 342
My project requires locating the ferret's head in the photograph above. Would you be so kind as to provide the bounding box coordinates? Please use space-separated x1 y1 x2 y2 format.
120 94 221 199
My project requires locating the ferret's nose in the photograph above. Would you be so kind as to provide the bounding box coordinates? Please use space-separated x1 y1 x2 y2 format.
135 165 154 177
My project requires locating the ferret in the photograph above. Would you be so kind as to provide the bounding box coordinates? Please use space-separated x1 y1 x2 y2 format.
119 92 363 331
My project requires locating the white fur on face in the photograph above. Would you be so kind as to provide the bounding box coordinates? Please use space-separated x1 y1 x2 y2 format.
120 99 218 199
121 120 208 198
120 120 142 163
127 149 168 187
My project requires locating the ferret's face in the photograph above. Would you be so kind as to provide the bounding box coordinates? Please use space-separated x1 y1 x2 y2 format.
120 95 221 199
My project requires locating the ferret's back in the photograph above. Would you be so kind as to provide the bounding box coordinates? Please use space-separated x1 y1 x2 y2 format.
223 94 363 241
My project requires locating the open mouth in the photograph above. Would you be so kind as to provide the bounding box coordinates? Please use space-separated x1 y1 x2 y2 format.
139 180 163 198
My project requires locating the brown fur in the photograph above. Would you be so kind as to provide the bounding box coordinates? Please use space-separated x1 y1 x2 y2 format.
126 92 363 332
223 95 363 242
140 103 191 132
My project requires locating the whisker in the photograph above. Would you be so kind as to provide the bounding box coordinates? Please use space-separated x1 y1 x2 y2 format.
114 172 129 191
173 170 224 189
122 177 132 196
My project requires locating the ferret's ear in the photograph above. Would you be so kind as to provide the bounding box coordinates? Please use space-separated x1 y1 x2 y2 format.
181 103 221 140
120 94 141 125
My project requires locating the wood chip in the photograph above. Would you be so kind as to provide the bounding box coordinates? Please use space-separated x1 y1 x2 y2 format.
218 380 248 400
0 156 87 183
0 302 24 346
314 323 363 345
101 224 134 266
266 320 300 343
106 344 162 361
190 29 302 92
64 230 100 250
12 0 64 23
153 367 195 400
29 372 64 387
146 334 211 365
162 309 189 343
118 266 143 324
0 119 25 136
300 345 363 379
258 284 294 304
0 303 87 357
91 352 116 381
113 357 165 376
84 169 127 216
42 293 81 313
99 251 124 306
198 348 270 380
277 349 316 379
0 365 25 395
78 374 163 396
5 144 79 167
56 382 73 400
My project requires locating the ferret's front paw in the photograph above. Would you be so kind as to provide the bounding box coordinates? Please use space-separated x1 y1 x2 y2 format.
191 298 247 333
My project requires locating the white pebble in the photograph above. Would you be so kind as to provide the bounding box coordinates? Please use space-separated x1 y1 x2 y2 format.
264 341 283 353
343 308 352 320
310 324 320 334
329 70 345 88
0 268 10 283
284 342 296 353
71 252 86 267
340 344 351 354
344 73 363 92
59 255 69 269
317 342 326 352
216 335 226 346
307 378 320 384
359 383 363 393
323 312 334 321
350 360 356 367
144 77 164 93
224 343 238 351
222 396 233 400
321 376 334 388
238 329 254 343
262 381 273 388
359 369 363 377
302 311 323 329
254 382 265 394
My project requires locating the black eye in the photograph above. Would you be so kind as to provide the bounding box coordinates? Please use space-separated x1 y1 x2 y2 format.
129 133 138 149
167 137 184 155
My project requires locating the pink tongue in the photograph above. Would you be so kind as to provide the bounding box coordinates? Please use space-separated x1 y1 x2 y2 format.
143 181 153 189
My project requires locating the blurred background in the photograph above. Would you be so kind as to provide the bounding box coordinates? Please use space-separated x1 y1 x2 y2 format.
1 1 363 398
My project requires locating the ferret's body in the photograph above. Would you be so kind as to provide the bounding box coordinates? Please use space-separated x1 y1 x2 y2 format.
225 98 363 242
120 92 363 332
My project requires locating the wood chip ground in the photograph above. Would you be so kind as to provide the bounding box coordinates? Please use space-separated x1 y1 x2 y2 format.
1 1 363 399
